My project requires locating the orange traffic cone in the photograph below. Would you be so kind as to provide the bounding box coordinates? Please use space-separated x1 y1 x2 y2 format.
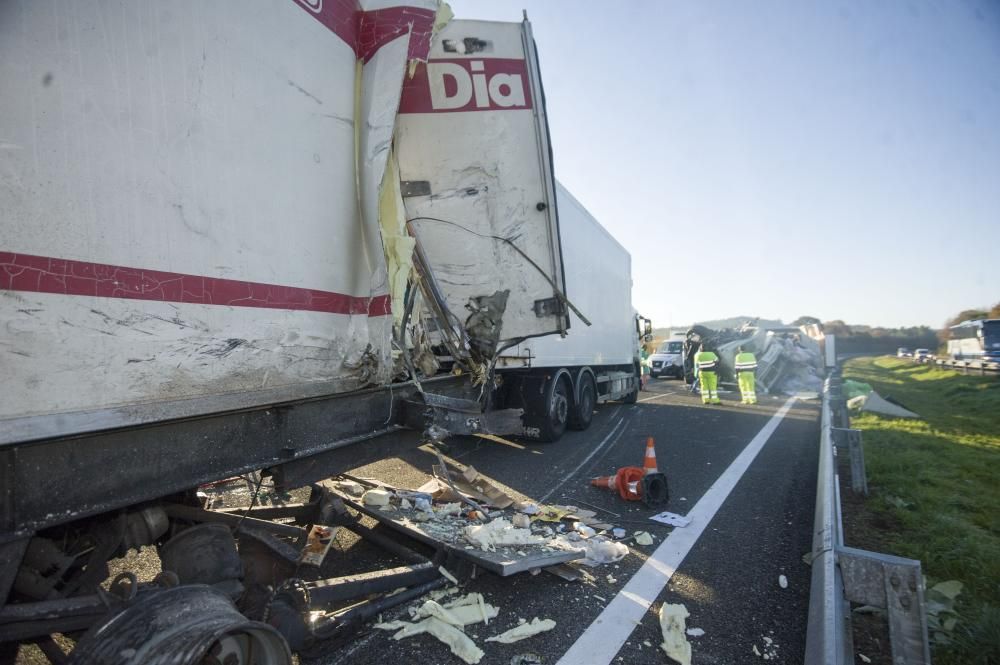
591 467 645 502
642 437 659 475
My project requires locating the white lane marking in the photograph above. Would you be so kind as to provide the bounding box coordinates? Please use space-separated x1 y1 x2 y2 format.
539 414 627 503
555 397 798 665
638 392 675 403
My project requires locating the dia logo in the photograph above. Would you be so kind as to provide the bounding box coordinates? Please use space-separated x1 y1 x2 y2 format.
399 58 533 114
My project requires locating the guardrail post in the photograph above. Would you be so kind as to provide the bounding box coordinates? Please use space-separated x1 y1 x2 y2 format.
838 547 931 665
831 428 868 495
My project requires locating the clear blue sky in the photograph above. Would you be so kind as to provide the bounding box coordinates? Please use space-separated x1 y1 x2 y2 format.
447 0 1000 329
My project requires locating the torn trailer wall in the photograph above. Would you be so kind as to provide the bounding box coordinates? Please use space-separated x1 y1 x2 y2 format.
0 1 446 432
395 18 569 357
684 323 825 395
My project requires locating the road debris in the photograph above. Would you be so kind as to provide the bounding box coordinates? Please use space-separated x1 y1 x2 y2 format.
439 566 459 585
412 594 499 626
486 618 557 643
686 627 705 637
465 518 546 552
377 616 485 664
858 654 871 663
778 574 788 589
754 635 779 660
363 488 393 507
659 603 693 665
634 531 654 546
510 653 542 665
299 525 337 566
858 391 920 419
650 511 691 528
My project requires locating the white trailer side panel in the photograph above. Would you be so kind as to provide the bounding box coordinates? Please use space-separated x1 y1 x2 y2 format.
509 182 635 367
0 1 432 429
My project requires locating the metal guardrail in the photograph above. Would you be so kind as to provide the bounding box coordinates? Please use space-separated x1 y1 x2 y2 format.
804 372 932 664
910 356 1000 375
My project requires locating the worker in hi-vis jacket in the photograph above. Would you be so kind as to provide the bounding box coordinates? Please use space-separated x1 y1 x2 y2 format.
694 348 721 404
734 345 758 404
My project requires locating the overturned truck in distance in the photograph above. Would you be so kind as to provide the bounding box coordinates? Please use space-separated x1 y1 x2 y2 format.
0 3 647 662
683 322 826 396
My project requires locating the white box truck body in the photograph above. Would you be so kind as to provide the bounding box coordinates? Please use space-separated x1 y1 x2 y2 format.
0 4 587 656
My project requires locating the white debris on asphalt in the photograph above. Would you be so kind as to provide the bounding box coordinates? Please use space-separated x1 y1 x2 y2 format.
650 511 692 527
658 603 693 665
439 566 459 585
634 531 654 546
778 574 788 589
486 618 557 644
686 627 705 637
378 616 484 664
464 518 546 552
336 480 365 496
362 488 392 507
552 536 628 566
606 574 617 584
412 597 499 627
858 654 871 663
511 513 531 528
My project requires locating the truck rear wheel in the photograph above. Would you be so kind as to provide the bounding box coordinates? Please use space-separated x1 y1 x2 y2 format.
569 374 596 431
535 375 570 442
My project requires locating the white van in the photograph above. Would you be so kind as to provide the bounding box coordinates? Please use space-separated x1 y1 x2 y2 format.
650 338 685 379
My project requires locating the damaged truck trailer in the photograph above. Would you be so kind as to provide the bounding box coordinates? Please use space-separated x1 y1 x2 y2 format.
0 2 641 661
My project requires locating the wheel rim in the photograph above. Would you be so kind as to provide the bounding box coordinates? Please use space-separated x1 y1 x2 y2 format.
551 381 569 426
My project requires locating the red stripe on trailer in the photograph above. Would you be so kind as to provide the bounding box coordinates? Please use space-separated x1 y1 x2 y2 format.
0 251 390 317
292 0 437 63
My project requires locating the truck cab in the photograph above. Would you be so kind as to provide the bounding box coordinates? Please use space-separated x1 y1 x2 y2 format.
650 338 685 379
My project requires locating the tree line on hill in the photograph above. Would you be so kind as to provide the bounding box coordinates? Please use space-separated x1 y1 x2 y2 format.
792 301 1000 353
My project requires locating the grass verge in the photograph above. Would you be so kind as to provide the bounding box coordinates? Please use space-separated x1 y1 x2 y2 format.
842 356 1000 665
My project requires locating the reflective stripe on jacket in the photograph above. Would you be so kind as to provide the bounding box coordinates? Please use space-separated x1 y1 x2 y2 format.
695 350 719 371
735 352 758 371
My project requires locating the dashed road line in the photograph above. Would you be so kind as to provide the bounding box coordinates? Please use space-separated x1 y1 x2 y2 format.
539 412 627 503
555 397 798 665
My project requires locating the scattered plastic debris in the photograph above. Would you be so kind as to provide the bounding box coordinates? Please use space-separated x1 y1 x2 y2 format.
612 528 626 539
634 531 654 546
464 518 546 552
650 511 691 527
778 574 788 589
362 488 392 507
439 566 459 585
378 616 484 664
567 537 628 566
486 618 556 644
512 513 532 528
510 654 542 665
659 603 692 665
605 574 617 584
858 391 920 418
336 480 365 496
299 525 337 566
858 654 871 663
686 627 704 637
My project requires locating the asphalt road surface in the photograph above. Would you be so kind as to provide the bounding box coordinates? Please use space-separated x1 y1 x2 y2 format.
309 378 821 665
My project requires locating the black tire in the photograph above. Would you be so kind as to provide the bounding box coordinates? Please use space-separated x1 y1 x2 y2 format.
537 375 571 442
568 373 596 431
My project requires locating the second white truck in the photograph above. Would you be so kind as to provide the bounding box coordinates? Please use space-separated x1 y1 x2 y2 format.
494 182 648 441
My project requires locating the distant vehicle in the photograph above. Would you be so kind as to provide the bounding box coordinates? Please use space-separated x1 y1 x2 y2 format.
946 319 1000 362
897 347 912 357
913 348 932 360
650 338 685 379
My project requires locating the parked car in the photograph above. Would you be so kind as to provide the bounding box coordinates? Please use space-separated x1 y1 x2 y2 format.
897 347 912 357
650 339 685 378
913 348 932 360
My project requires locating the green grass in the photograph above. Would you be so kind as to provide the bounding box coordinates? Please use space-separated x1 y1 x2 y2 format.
843 357 1000 665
